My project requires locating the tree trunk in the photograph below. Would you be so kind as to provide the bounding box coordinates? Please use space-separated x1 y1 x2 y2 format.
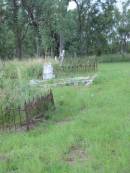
21 0 42 57
59 32 64 57
74 0 83 55
16 36 22 59
12 0 22 59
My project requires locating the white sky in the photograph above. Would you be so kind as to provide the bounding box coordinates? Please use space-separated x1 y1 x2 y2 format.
68 0 127 11
68 1 77 10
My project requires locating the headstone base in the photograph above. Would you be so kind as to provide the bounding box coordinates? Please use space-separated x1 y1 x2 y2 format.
43 74 55 80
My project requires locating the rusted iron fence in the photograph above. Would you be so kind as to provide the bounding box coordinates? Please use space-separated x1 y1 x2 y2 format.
61 61 98 72
0 90 55 132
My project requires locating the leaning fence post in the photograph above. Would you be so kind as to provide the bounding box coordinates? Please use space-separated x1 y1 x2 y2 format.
95 61 97 71
18 106 22 128
2 108 5 131
24 101 29 131
96 58 98 71
0 107 3 132
50 89 55 109
13 107 16 131
5 106 10 131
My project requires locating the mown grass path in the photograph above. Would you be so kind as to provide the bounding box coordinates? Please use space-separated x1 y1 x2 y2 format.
0 63 130 173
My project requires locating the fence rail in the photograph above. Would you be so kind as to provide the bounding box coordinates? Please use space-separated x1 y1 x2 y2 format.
61 61 98 72
0 89 55 132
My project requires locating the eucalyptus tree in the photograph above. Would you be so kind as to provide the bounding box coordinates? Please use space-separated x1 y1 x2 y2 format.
20 0 69 57
0 0 15 59
118 1 130 53
68 0 116 55
0 0 127 59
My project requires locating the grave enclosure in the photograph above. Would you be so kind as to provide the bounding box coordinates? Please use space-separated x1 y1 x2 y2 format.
0 59 98 133
0 90 55 132
54 60 98 75
61 62 97 72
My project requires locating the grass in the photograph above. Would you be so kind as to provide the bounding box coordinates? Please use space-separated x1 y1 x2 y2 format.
0 58 94 109
0 62 130 172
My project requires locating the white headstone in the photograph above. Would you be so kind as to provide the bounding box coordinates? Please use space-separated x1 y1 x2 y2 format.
43 63 55 80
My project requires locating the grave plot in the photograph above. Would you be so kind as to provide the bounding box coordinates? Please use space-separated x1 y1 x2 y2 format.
0 90 55 132
0 58 98 134
31 75 97 88
54 59 98 78
30 58 98 88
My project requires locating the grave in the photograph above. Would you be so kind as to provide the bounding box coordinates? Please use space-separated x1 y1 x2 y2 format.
43 63 55 80
33 75 97 88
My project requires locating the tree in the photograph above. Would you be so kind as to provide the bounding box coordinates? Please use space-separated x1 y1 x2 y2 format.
118 1 130 53
0 0 129 59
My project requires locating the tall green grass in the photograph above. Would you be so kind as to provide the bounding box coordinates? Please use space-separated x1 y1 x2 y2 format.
0 63 130 172
0 59 47 110
0 58 95 109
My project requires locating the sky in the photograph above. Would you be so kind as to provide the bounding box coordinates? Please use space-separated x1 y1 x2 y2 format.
68 0 126 11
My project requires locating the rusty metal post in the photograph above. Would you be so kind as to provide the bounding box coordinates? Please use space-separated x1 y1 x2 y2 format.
18 106 22 128
24 101 30 131
2 108 5 131
13 107 16 131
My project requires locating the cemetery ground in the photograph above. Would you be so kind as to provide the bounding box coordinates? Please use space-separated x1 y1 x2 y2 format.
0 61 130 173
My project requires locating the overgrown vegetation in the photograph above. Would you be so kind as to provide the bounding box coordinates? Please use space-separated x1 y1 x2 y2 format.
0 59 45 111
1 0 130 172
0 62 130 172
0 57 95 110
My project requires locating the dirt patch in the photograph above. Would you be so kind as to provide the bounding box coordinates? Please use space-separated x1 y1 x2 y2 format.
0 155 8 162
15 117 46 132
55 118 73 126
64 145 87 165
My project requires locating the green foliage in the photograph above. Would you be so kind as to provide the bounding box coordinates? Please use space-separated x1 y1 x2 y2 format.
0 0 126 59
23 64 42 79
0 63 130 172
1 0 130 59
0 24 15 59
0 59 45 109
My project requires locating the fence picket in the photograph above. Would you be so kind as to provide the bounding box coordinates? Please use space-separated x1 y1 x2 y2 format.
61 61 97 73
0 90 54 132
